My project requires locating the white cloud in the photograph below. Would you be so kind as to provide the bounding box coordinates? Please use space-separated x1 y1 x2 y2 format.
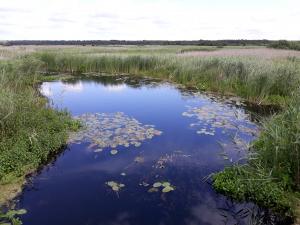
0 0 299 40
105 84 127 92
62 82 84 92
40 83 53 96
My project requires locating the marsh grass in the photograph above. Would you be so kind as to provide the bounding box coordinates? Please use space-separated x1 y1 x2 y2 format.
0 57 78 205
35 51 300 105
213 95 300 221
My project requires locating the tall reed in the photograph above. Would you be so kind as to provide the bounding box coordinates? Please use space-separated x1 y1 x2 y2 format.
35 51 300 105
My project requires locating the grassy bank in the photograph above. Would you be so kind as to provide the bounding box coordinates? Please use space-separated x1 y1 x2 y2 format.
213 96 300 221
34 51 300 105
0 56 79 206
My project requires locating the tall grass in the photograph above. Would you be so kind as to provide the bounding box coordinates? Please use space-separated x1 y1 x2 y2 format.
35 51 300 105
213 94 300 220
0 56 77 204
254 95 300 188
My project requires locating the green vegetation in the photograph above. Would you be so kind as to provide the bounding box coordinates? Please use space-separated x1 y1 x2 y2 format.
31 47 300 220
34 50 300 105
269 40 300 51
0 56 79 204
213 166 292 215
0 209 27 225
1 45 300 222
213 96 300 220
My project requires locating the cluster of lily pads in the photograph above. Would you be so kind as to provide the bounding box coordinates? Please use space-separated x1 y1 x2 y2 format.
106 181 125 192
68 112 162 151
105 180 175 194
182 104 257 137
149 181 175 193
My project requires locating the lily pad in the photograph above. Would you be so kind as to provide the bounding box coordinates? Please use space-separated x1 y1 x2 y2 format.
134 156 145 163
140 181 150 187
153 182 162 188
162 182 171 187
105 181 125 192
94 148 103 153
162 186 175 193
68 112 163 151
112 186 120 191
110 150 118 155
182 103 258 146
148 187 159 193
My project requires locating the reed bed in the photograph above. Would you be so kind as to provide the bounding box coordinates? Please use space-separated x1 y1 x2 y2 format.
35 51 300 105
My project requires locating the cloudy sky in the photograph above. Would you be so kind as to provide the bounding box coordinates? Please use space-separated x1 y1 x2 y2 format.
0 0 299 40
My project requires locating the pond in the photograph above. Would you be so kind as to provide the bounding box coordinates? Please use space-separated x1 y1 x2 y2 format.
16 75 266 225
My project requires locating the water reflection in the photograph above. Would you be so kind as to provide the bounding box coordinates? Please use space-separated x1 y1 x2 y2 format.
16 76 277 225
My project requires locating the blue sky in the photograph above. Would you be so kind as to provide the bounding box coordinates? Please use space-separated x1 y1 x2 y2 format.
0 0 299 40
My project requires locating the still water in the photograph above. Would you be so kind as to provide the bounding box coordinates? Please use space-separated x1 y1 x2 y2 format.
17 76 263 225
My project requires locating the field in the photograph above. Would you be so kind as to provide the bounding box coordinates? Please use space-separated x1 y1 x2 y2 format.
1 45 300 224
182 47 300 59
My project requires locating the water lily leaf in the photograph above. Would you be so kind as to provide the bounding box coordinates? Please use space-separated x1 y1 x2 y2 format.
134 156 144 163
106 181 125 192
68 112 162 151
162 186 175 193
162 182 171 187
106 181 117 187
134 142 141 147
148 187 159 193
94 148 103 153
141 181 149 187
153 182 162 188
110 150 118 155
112 186 120 191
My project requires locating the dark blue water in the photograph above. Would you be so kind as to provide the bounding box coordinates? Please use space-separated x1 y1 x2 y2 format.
16 76 263 225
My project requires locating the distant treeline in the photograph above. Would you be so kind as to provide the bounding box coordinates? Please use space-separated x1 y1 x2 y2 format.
268 40 300 51
0 39 273 46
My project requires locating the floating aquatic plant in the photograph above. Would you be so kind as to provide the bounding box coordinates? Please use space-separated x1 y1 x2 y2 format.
110 150 118 155
94 148 103 153
68 112 162 151
148 187 159 193
151 181 175 193
139 181 150 187
162 186 175 193
106 181 125 192
153 182 162 188
182 104 258 141
134 156 145 163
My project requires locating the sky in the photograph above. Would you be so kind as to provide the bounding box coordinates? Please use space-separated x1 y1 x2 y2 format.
0 0 299 40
